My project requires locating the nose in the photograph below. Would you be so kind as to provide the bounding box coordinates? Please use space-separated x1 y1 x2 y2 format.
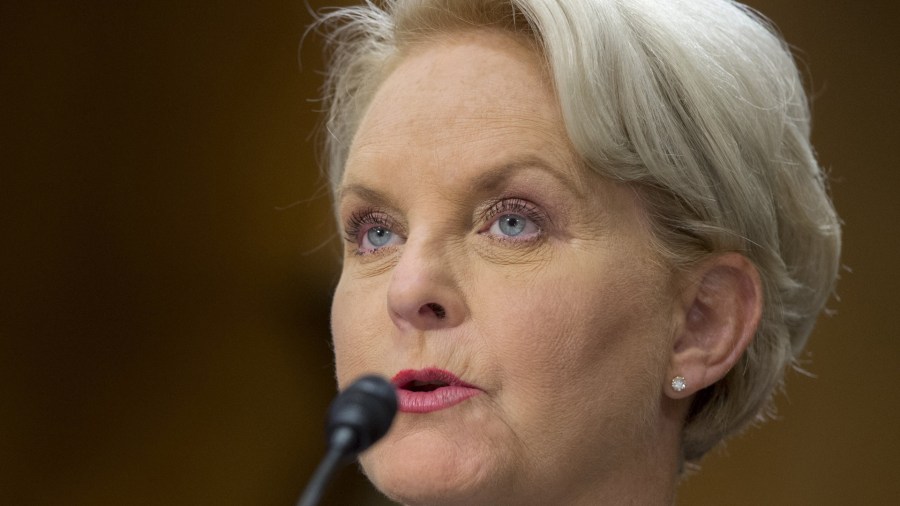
387 239 467 332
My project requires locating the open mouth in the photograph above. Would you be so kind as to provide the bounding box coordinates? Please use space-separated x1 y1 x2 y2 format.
390 368 482 413
391 368 473 390
401 380 449 393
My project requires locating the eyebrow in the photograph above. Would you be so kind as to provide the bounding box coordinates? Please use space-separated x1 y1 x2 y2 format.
338 156 586 205
337 183 396 209
469 157 586 200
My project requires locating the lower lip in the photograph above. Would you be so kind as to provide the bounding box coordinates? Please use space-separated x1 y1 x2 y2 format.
397 386 481 413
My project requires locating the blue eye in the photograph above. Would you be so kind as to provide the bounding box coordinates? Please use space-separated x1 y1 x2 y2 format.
366 226 393 247
487 212 539 239
343 209 403 255
358 223 402 253
481 198 544 242
497 215 526 236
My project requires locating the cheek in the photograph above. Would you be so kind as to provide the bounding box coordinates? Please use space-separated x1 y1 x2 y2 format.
479 255 675 397
331 275 385 387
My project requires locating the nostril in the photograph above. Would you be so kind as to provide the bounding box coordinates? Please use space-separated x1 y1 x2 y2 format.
424 303 447 320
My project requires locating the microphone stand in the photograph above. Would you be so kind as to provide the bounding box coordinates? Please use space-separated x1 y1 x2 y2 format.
295 375 397 506
295 427 355 506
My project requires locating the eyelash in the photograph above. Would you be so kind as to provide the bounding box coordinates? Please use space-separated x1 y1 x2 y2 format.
343 208 398 251
342 198 547 254
479 198 546 241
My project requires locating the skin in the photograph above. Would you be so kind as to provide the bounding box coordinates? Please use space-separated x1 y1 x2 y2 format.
331 31 691 505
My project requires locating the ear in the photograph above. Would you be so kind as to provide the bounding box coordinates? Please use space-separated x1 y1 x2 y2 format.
666 253 763 399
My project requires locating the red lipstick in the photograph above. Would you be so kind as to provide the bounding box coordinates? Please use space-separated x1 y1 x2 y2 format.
391 368 482 413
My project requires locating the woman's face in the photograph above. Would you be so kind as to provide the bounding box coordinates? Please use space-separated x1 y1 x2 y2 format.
332 31 682 505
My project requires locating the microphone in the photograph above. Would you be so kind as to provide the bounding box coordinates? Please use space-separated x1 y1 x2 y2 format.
296 375 398 506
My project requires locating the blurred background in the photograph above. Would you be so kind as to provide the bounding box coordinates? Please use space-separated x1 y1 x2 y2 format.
2 1 897 504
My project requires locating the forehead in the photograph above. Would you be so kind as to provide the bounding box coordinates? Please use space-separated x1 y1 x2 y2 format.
342 30 589 194
360 31 550 127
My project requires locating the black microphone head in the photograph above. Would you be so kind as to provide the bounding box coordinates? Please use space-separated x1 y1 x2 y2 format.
326 375 397 456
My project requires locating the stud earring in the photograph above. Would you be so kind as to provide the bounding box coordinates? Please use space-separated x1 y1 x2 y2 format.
671 376 687 392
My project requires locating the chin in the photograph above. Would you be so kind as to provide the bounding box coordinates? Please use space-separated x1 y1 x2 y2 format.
360 427 508 506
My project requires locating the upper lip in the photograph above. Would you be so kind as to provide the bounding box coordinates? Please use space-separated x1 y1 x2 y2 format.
391 367 479 391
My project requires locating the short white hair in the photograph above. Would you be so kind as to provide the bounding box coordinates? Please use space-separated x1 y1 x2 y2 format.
314 0 841 462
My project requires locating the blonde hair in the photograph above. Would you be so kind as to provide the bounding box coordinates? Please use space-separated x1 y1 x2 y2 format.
314 0 841 462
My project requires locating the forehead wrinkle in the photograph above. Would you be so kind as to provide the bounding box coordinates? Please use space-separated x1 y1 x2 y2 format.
354 107 559 147
347 115 571 185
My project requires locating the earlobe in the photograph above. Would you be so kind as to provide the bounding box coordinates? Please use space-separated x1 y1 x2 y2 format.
666 253 763 399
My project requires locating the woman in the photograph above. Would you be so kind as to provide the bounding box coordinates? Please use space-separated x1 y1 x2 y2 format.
316 0 841 504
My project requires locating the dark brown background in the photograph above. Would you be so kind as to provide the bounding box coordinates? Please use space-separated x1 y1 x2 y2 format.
2 1 897 504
